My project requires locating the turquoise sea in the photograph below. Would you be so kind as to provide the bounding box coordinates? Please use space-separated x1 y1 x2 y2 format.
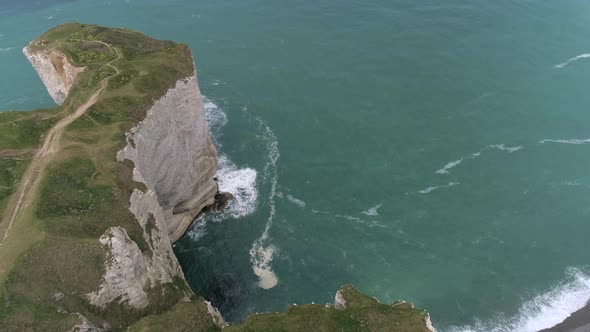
2 1 590 330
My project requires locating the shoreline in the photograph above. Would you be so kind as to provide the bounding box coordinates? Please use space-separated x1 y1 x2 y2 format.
541 301 590 332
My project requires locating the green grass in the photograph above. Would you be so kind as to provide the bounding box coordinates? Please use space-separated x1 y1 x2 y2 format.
225 286 431 332
0 157 31 216
0 110 61 150
127 301 221 332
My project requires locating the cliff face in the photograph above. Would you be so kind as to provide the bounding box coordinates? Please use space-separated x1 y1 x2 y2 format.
23 45 83 105
88 72 218 308
117 75 218 243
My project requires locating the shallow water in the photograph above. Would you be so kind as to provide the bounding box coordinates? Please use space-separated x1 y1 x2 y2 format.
2 1 590 330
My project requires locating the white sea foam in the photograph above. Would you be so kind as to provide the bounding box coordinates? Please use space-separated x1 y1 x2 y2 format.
418 182 459 194
204 98 228 147
216 155 258 219
435 143 523 175
249 120 280 289
540 138 590 145
489 144 523 153
0 47 13 54
286 194 306 208
202 98 258 221
361 202 383 216
555 53 590 68
436 159 463 174
449 267 590 332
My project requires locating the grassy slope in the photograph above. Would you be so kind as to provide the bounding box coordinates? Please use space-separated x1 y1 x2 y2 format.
226 285 430 332
0 23 198 331
127 301 220 332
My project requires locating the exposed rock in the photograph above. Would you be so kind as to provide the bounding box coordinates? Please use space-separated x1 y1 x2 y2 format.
205 300 228 328
425 312 436 332
117 75 218 242
87 227 152 309
86 187 189 310
203 191 234 213
68 313 101 332
334 289 346 310
23 45 84 105
52 292 64 302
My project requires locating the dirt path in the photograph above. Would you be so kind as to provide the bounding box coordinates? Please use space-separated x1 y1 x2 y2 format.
0 44 121 245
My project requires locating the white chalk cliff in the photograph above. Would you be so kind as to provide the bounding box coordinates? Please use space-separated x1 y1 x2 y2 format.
117 74 218 242
23 44 84 105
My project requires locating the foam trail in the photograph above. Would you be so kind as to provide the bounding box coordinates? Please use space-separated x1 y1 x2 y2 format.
286 194 306 208
436 159 463 174
449 268 590 332
435 143 522 175
361 202 383 216
249 120 280 289
540 138 590 145
418 182 459 194
489 144 523 153
0 47 13 54
555 53 590 68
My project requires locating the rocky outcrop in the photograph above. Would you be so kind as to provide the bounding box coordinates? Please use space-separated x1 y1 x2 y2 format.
23 44 84 104
117 74 218 243
334 289 346 310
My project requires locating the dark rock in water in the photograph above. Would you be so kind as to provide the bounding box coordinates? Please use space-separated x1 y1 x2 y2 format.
204 191 234 212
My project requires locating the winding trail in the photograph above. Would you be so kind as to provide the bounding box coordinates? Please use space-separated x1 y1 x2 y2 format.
0 44 121 245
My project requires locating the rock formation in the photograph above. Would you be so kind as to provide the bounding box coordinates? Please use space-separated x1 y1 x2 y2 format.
23 44 84 105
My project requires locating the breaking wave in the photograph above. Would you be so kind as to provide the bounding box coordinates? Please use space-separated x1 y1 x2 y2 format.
554 53 590 68
249 119 280 289
216 155 258 219
0 47 13 54
449 267 590 332
185 99 257 240
200 99 258 221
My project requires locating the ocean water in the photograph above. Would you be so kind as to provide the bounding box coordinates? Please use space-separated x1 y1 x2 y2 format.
2 1 590 330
